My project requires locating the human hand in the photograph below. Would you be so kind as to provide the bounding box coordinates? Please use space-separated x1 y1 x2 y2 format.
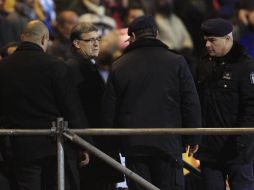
186 145 199 157
79 151 90 167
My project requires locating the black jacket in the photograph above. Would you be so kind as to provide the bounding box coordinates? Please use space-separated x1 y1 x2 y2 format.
0 42 88 162
67 53 123 183
67 54 105 129
102 38 202 159
197 42 254 163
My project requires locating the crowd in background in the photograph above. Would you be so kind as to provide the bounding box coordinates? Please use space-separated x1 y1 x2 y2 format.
0 0 254 73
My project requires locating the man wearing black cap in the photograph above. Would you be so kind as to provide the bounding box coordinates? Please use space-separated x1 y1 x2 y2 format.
196 18 254 190
102 16 202 190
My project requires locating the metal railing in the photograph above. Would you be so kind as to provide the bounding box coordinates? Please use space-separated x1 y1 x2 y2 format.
1 118 254 190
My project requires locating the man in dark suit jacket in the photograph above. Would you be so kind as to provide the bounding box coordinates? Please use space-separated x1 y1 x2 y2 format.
0 20 89 190
67 22 123 190
102 16 202 190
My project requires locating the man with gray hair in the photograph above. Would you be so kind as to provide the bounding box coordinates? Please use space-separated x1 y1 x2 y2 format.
196 18 254 190
67 22 123 190
0 20 89 190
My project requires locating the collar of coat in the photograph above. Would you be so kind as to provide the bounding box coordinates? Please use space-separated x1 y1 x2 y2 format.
69 52 95 66
204 42 250 64
123 38 170 54
16 41 44 52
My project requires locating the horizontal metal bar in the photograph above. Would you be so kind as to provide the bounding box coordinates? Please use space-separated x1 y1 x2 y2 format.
0 129 55 136
70 128 254 135
0 128 254 136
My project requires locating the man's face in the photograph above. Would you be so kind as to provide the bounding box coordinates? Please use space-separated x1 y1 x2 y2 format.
58 12 78 38
248 10 254 26
77 31 100 58
203 36 229 57
126 9 145 26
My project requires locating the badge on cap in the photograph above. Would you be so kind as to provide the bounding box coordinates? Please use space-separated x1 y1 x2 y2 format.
250 72 254 84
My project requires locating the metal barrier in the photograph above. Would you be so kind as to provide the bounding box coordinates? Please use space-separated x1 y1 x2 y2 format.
1 118 254 190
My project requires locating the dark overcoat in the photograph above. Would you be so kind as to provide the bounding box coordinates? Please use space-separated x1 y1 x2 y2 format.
102 38 202 159
0 42 88 162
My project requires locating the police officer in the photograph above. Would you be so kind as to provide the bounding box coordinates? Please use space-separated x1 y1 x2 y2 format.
196 18 254 190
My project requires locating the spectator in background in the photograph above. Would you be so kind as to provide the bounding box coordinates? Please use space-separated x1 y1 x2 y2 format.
196 18 254 190
47 10 79 60
0 40 19 190
154 0 193 51
154 0 199 79
124 2 145 27
78 0 116 36
174 0 207 57
117 2 145 50
5 0 38 42
102 16 201 190
0 41 20 59
236 0 254 57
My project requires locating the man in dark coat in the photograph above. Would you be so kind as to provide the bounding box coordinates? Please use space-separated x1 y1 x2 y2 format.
196 18 254 190
67 22 123 190
101 16 202 190
0 20 89 190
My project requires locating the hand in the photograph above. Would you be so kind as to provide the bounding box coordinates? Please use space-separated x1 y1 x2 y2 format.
238 9 249 25
79 151 90 167
186 145 199 157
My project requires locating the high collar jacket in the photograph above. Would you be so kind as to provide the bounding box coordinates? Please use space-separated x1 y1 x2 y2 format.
67 54 105 129
102 39 202 158
197 42 254 163
0 42 87 161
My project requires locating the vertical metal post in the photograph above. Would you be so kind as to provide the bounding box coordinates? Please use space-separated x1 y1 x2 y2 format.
56 117 65 190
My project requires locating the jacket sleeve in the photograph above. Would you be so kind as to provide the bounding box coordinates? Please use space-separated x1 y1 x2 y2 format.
52 60 92 143
179 56 202 146
237 61 254 147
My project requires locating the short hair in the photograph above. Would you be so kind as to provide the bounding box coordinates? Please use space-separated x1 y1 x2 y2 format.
56 10 78 27
70 22 98 42
126 2 146 15
128 16 157 38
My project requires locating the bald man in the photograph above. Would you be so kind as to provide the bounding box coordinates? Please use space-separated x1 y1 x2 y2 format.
0 20 89 190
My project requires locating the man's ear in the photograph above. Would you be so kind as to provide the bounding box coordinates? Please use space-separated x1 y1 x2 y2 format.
131 32 136 40
41 34 47 45
156 30 159 39
73 40 80 48
20 34 25 41
225 35 231 41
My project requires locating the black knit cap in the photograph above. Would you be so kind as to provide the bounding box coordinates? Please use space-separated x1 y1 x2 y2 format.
127 16 157 36
201 18 233 37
